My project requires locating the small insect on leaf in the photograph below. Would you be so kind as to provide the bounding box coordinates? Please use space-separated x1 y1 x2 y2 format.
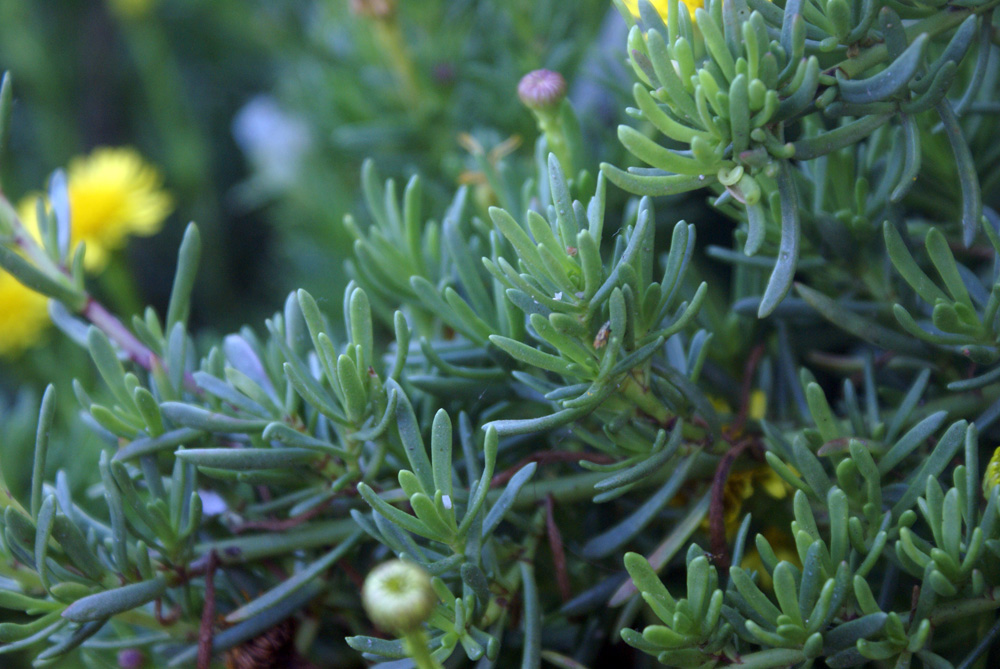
594 321 611 349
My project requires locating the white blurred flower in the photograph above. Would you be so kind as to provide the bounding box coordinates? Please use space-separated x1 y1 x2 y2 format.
232 96 311 189
198 489 228 517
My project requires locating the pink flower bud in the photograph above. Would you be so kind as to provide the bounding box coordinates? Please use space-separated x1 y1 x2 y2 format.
518 70 567 111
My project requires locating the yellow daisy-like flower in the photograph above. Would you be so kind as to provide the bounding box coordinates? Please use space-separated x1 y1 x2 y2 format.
720 464 789 535
983 446 1000 498
19 147 173 272
0 271 50 357
621 0 704 20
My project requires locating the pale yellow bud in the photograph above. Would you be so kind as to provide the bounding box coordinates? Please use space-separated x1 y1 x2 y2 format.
361 560 436 634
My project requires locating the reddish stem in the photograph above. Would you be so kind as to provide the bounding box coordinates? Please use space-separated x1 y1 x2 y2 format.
82 296 201 393
82 297 154 368
197 550 219 669
708 439 757 570
544 495 572 604
154 598 181 626
731 344 766 436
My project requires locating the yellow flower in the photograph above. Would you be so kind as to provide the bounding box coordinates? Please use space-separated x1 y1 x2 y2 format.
621 0 704 20
18 147 173 272
0 271 50 357
708 389 768 422
984 446 1000 498
720 464 789 535
749 389 767 421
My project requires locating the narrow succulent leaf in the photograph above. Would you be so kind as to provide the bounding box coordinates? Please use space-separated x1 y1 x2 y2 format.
837 35 927 103
489 335 573 375
936 99 983 246
617 126 709 176
519 560 542 669
600 162 713 196
160 403 269 434
879 410 947 476
0 244 85 308
610 492 710 606
883 221 950 305
486 405 591 436
893 421 967 517
793 114 894 160
30 385 57 519
582 448 694 558
390 379 436 494
633 84 709 143
795 283 925 354
885 368 932 445
758 162 799 317
482 462 537 538
262 422 347 455
822 613 888 653
226 531 362 623
925 228 972 308
62 577 167 622
357 483 441 541
891 113 922 202
166 224 201 332
113 427 203 461
430 409 453 498
175 447 318 470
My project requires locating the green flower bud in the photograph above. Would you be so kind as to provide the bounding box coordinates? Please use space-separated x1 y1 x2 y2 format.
362 560 436 634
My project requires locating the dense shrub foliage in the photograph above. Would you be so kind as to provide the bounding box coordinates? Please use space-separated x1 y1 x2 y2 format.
2 0 1000 667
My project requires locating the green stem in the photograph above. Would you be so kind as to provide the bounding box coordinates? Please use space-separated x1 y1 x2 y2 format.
402 627 444 669
621 375 671 424
533 107 573 176
929 587 1000 625
373 18 421 109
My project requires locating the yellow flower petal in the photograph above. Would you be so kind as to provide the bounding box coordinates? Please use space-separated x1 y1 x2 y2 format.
749 389 767 421
19 147 173 272
621 0 704 20
708 395 733 414
0 271 50 357
984 446 1000 498
757 467 790 500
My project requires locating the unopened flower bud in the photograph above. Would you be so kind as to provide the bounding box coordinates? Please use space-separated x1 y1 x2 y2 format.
350 0 396 20
117 649 145 669
362 560 436 634
517 70 567 112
